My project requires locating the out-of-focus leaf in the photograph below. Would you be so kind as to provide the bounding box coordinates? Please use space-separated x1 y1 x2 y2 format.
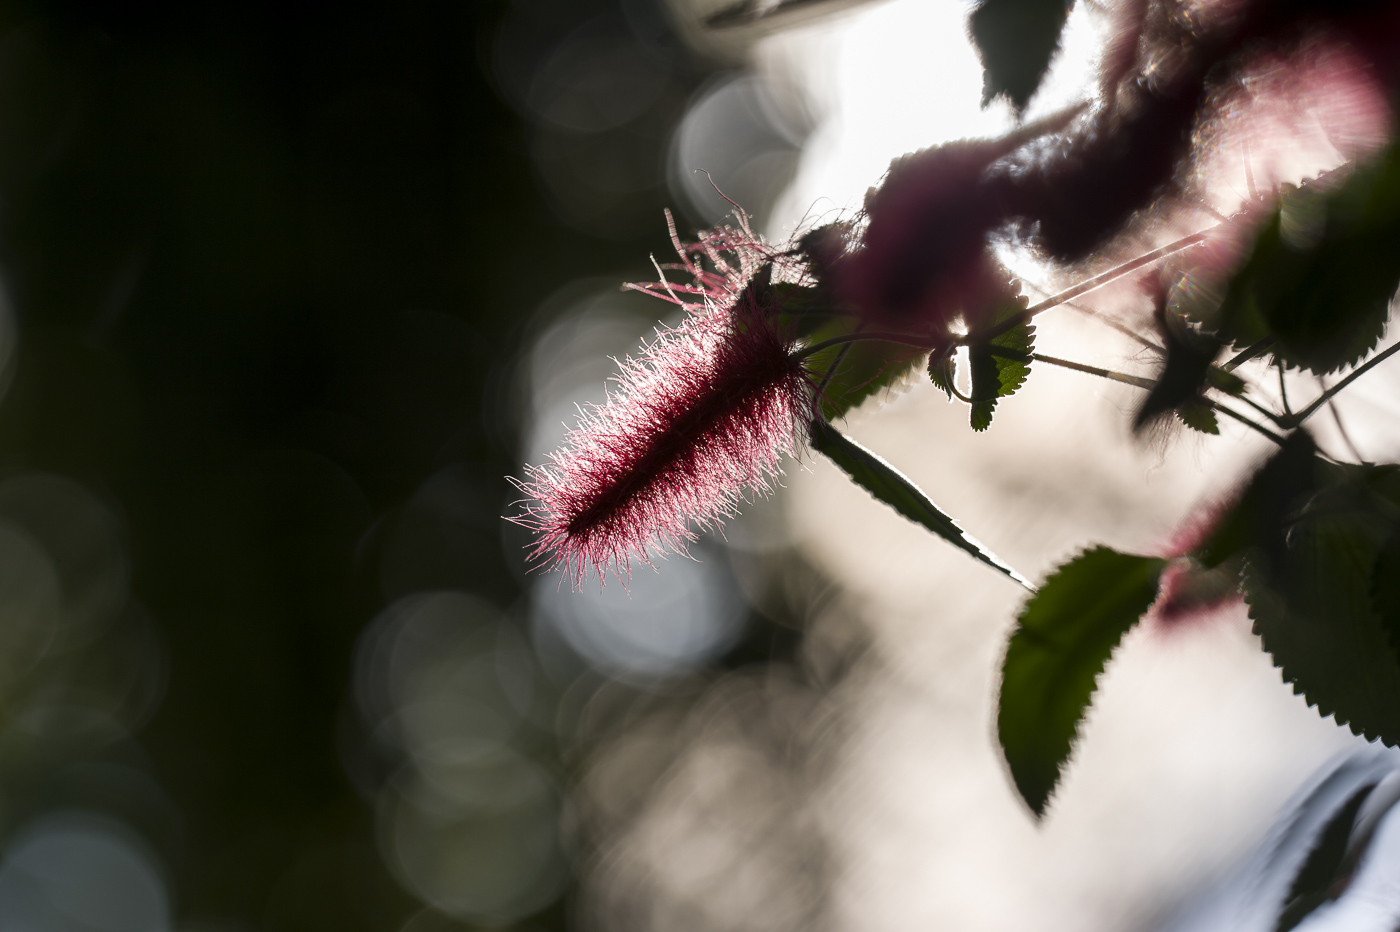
1246 466 1400 745
771 281 840 338
1370 527 1400 661
998 547 1166 816
1205 366 1247 397
1275 784 1376 932
1218 150 1400 374
967 313 1034 431
1198 430 1320 569
1133 314 1221 432
968 0 1074 112
1176 400 1219 434
809 418 1031 587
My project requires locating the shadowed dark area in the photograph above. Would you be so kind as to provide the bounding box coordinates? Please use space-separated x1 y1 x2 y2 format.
0 1 734 928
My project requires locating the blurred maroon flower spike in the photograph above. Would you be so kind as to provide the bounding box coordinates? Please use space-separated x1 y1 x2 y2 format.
840 137 1019 334
513 218 814 587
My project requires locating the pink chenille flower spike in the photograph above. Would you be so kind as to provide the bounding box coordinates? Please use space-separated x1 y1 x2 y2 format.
513 218 815 587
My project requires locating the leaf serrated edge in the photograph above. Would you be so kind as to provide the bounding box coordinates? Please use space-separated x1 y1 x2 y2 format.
1000 546 1165 816
1243 558 1393 745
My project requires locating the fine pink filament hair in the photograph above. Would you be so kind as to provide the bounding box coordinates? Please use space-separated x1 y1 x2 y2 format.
515 217 814 586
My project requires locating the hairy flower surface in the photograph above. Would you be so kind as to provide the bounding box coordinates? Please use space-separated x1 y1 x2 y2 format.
516 220 814 586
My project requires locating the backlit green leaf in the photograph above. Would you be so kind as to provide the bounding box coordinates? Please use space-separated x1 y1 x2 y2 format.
998 547 1166 816
967 311 1034 431
809 418 1031 587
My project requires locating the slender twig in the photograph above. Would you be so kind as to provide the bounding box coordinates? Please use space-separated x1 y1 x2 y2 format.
1277 359 1292 416
978 228 1215 343
796 330 933 359
982 346 1283 441
1328 398 1365 462
1209 399 1287 445
791 310 1289 443
1022 351 1156 390
1220 337 1275 371
1234 392 1288 427
1290 341 1400 426
812 322 864 397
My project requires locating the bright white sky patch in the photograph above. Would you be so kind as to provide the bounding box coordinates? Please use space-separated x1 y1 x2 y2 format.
761 0 1107 239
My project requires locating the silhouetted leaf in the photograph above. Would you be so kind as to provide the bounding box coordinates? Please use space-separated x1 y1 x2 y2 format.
1370 526 1400 662
1133 315 1221 432
999 547 1166 816
1176 400 1219 434
809 418 1031 587
967 313 1034 431
1219 150 1400 374
1198 430 1321 569
1246 465 1400 745
968 0 1075 112
1206 366 1247 397
928 347 956 401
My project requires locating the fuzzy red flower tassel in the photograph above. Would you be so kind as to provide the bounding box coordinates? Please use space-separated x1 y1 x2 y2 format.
514 238 814 586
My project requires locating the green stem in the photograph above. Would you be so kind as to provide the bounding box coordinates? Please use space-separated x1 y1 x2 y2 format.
978 228 1214 344
795 330 934 359
812 322 865 398
1220 337 1275 372
983 346 1154 389
1209 400 1288 445
1236 393 1288 428
796 327 1288 444
1289 341 1400 427
983 347 1284 443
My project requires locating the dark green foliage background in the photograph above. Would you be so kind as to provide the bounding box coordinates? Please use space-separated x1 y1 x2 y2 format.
0 1 728 929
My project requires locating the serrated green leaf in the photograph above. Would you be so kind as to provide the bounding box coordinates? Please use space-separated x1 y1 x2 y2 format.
967 315 1035 431
998 547 1166 816
1175 400 1219 434
928 348 956 401
1218 149 1400 374
809 418 1032 587
1245 482 1400 745
969 347 1001 432
968 0 1075 112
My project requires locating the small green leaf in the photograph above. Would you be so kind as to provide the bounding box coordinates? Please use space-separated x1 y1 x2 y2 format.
1175 400 1219 434
967 314 1035 431
968 0 1075 112
809 418 1032 587
928 348 957 401
969 348 1001 432
998 547 1166 816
